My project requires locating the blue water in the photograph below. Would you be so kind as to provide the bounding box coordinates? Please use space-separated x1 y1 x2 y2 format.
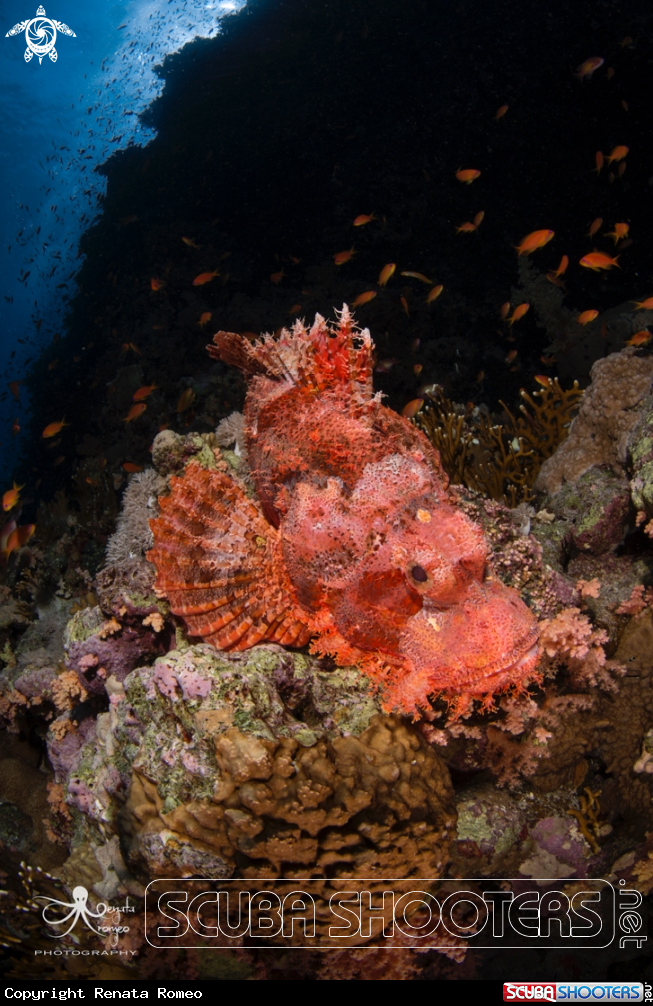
0 0 246 479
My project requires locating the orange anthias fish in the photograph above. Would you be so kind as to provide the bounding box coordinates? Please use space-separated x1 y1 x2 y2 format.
353 213 376 226
124 403 147 423
401 271 432 284
456 168 481 184
401 398 424 419
625 330 652 346
133 384 157 402
0 519 16 552
352 291 377 308
193 270 219 286
182 236 201 248
3 523 35 559
378 263 396 287
515 229 554 255
123 462 144 473
508 303 530 325
575 56 604 80
553 255 569 277
198 312 213 327
177 388 196 413
578 310 599 325
270 270 285 284
473 211 485 228
494 104 509 121
588 218 603 238
607 145 629 163
334 248 355 265
594 151 604 174
456 221 477 233
607 223 629 244
426 284 443 304
633 298 653 310
42 418 69 438
148 306 540 717
150 278 164 291
580 252 620 271
500 302 511 319
3 482 25 512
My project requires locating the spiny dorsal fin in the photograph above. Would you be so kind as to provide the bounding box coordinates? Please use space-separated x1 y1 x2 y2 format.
208 306 374 409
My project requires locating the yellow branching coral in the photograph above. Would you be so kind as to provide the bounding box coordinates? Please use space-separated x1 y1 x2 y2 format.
415 377 583 505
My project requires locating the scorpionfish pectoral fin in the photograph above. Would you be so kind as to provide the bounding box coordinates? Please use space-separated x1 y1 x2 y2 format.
147 462 312 650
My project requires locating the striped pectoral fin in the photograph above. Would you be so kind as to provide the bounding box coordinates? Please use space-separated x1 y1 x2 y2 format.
147 462 310 650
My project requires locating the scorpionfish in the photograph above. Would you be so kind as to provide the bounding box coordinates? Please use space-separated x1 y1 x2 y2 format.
148 307 539 716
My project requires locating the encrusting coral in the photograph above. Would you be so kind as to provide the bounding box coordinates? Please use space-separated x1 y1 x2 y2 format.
147 307 539 718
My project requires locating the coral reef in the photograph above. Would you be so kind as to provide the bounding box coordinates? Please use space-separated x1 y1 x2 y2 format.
148 309 539 717
535 348 653 495
416 377 583 505
105 470 167 564
52 644 456 886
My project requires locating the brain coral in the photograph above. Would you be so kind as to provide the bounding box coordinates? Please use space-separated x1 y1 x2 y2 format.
148 307 539 717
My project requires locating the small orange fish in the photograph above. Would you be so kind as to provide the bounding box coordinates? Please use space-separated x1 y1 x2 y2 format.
378 263 396 287
352 290 377 307
400 296 410 316
617 162 626 178
540 355 556 366
494 104 509 121
400 271 432 284
500 302 511 320
150 277 164 291
606 222 629 244
122 462 144 473
3 482 25 512
578 309 599 325
607 145 629 163
515 229 554 255
124 403 147 423
333 248 355 265
375 358 398 373
476 370 485 383
534 375 552 387
456 168 481 184
580 252 620 271
198 312 213 327
426 284 443 304
588 217 603 238
193 270 219 286
8 381 21 401
270 269 285 284
133 384 157 402
413 364 423 375
182 236 201 248
177 388 196 413
353 213 376 226
288 303 302 314
546 273 565 288
633 297 653 310
576 56 604 80
11 418 20 437
473 211 485 228
121 342 142 355
3 523 35 558
505 349 518 363
594 151 604 174
401 398 424 419
508 303 530 325
0 519 16 551
625 330 652 346
456 221 477 233
42 418 69 438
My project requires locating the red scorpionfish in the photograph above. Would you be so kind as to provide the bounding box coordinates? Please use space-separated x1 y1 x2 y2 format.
148 307 539 717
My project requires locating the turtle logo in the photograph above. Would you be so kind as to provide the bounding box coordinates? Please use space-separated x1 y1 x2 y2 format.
5 5 76 64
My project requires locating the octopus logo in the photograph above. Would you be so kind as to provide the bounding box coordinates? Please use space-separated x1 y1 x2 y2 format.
36 885 107 938
5 5 76 65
